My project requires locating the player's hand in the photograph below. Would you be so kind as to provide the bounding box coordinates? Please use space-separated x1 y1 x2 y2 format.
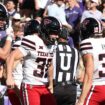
75 100 84 105
75 102 84 105
6 77 15 89
48 85 53 94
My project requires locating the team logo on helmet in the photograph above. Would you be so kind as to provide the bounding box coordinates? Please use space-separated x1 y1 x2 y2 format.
43 19 52 26
82 20 90 30
80 17 103 40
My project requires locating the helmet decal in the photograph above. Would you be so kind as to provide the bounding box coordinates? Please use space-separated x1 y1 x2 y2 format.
43 18 52 25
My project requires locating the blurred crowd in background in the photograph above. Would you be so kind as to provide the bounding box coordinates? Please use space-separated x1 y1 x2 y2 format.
0 0 105 105
0 0 105 49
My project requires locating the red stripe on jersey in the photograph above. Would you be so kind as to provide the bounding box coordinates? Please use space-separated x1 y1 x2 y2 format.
80 42 93 51
80 47 93 51
22 38 36 45
80 42 91 47
21 42 36 50
12 45 20 48
12 45 20 50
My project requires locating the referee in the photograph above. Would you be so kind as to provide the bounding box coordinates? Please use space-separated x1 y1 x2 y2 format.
53 26 79 105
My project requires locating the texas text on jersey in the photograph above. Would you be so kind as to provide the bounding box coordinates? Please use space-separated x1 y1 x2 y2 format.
19 34 53 85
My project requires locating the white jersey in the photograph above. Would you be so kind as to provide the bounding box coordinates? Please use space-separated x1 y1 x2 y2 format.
12 40 23 89
80 38 105 85
19 35 53 85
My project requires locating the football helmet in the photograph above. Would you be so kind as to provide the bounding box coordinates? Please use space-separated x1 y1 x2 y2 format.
24 19 40 35
0 3 9 30
80 17 103 40
40 16 62 45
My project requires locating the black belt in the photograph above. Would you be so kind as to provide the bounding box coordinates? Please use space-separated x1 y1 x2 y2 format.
54 81 77 86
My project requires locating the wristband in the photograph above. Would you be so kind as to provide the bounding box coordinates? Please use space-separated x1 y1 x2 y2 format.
6 36 13 42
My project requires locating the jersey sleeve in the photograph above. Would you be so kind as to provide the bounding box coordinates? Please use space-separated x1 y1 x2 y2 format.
80 39 93 55
18 36 36 56
12 40 21 50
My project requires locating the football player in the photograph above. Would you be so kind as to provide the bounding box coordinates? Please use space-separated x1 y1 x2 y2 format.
0 3 12 83
53 26 79 105
0 3 13 105
76 18 105 105
40 16 62 94
6 17 59 105
7 22 24 105
0 3 11 60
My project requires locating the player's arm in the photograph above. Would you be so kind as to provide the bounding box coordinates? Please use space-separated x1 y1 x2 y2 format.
0 36 12 59
47 62 54 94
43 7 48 17
34 0 40 10
76 57 85 83
76 54 94 105
6 48 24 88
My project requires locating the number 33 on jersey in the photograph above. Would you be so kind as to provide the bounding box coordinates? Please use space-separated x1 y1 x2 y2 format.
80 38 105 85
